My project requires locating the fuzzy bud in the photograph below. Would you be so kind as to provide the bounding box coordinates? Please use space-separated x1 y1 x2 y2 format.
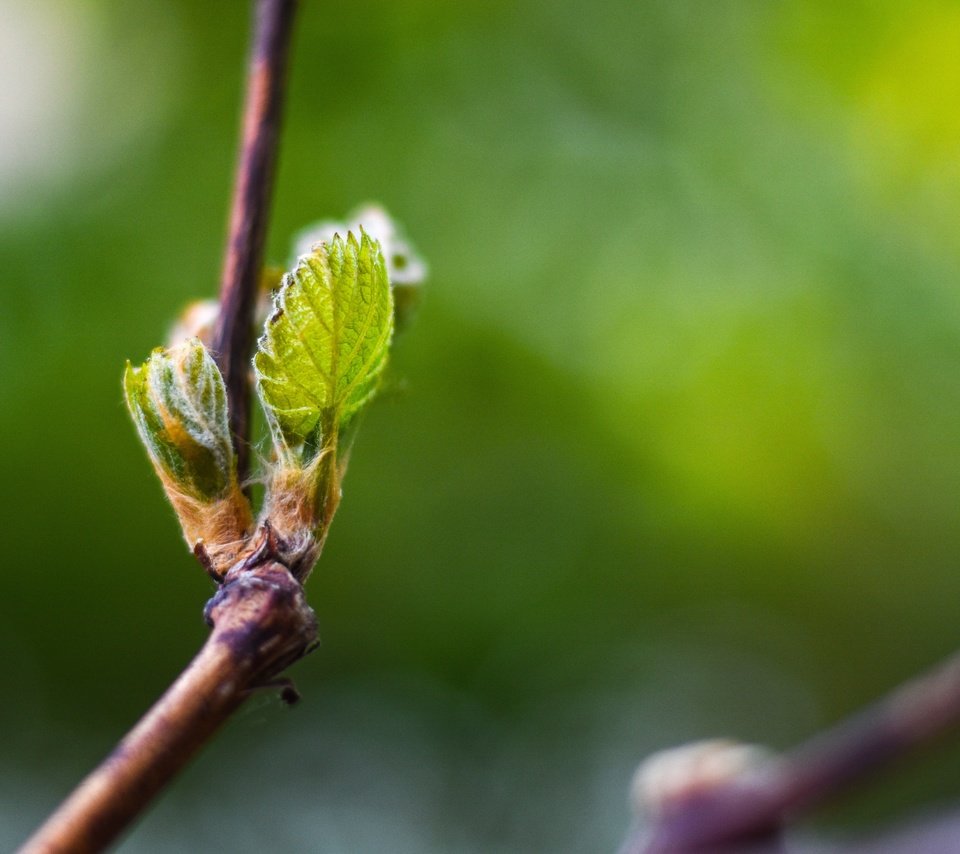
124 338 253 575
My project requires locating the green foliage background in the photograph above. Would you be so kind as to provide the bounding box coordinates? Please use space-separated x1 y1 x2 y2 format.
4 1 960 850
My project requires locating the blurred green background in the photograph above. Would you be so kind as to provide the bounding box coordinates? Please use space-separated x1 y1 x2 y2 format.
4 0 960 850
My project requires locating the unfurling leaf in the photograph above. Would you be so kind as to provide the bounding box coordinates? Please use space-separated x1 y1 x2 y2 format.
253 231 393 566
124 338 252 575
255 230 394 464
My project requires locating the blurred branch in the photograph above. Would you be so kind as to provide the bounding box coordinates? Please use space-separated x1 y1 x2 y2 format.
623 648 960 853
20 3 301 852
214 0 296 482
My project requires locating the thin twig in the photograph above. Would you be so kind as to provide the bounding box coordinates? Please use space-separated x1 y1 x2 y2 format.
625 648 960 853
214 0 297 482
20 4 301 851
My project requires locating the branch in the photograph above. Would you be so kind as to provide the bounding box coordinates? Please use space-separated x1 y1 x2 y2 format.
20 553 316 854
214 0 297 482
624 648 960 853
20 4 301 851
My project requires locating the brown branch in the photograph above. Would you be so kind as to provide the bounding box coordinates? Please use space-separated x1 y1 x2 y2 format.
20 555 316 854
20 4 302 851
624 648 960 853
214 0 297 482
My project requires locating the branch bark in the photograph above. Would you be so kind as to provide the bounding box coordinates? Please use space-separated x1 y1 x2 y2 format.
625 649 960 853
20 3 301 851
214 0 297 482
20 555 316 854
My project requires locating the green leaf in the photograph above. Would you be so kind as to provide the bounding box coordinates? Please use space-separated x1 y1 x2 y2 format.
254 230 394 462
124 338 236 501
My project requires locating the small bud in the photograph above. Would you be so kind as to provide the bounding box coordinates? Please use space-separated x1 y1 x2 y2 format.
124 338 253 575
167 300 220 350
168 269 283 351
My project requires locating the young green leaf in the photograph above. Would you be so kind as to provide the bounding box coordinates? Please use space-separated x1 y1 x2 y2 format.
254 230 394 463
